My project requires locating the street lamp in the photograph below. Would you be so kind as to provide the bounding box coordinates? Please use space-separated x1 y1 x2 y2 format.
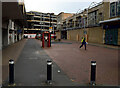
87 2 98 26
75 2 98 41
49 13 52 46
49 29 52 33
80 14 87 37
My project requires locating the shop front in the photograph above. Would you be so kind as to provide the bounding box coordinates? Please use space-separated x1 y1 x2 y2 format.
100 18 120 45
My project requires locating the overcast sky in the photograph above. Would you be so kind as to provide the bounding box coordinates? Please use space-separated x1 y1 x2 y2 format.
24 0 103 15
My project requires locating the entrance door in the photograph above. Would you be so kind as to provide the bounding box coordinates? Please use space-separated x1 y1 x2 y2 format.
61 31 67 39
105 29 118 45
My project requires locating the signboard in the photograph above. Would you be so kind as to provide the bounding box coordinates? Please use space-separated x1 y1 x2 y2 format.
49 27 52 32
49 27 52 29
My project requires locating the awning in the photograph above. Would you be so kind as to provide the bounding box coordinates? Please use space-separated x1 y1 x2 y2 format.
99 18 120 25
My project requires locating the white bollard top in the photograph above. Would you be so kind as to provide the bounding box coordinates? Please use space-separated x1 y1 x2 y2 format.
91 61 96 66
91 63 96 66
47 60 52 65
9 59 14 64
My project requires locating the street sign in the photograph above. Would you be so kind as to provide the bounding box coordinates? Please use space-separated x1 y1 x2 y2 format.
49 27 52 32
49 27 52 29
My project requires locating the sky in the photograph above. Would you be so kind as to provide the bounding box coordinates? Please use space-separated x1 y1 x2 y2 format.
24 0 103 15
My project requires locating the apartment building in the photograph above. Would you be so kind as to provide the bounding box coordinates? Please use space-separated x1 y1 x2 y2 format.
59 2 106 43
25 11 57 38
57 0 120 46
100 0 120 45
2 1 27 48
56 12 74 39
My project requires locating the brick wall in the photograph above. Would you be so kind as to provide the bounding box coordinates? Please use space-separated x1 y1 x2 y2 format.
67 27 104 44
87 27 104 44
67 29 84 41
56 31 61 39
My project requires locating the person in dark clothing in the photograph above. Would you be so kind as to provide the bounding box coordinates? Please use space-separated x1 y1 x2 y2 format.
79 37 86 50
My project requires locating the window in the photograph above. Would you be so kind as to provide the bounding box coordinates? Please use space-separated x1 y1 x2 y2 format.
99 13 103 21
117 1 120 16
88 10 98 26
110 2 116 17
110 1 120 17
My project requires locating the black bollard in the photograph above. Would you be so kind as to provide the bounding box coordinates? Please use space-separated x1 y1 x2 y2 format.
47 60 52 83
90 61 96 85
9 59 14 85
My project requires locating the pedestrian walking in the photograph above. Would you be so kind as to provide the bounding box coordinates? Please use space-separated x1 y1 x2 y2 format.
79 37 86 50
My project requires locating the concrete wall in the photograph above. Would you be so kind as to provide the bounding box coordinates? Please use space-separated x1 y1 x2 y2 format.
118 28 120 45
2 20 24 47
9 21 15 44
87 27 104 44
19 33 22 40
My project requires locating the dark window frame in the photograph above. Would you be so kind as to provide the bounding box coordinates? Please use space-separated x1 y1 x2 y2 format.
117 1 120 16
110 2 116 17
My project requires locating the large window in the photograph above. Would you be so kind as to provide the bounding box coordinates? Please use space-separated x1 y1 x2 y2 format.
110 2 116 17
110 1 120 17
117 1 120 16
88 10 98 26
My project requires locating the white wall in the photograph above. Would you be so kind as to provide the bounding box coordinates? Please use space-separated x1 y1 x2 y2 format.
12 21 15 43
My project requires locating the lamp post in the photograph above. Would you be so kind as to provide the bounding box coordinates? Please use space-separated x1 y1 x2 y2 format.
87 2 98 27
76 9 87 38
49 13 52 46
80 14 87 37
76 2 98 40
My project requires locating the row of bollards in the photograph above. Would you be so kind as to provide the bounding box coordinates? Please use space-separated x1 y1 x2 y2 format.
8 59 96 86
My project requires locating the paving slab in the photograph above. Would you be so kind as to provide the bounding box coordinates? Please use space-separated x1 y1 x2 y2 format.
42 39 119 86
2 39 26 85
3 39 80 86
2 39 120 87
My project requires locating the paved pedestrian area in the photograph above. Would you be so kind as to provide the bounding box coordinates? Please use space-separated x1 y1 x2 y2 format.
2 39 79 86
43 40 119 86
2 39 119 86
2 39 26 85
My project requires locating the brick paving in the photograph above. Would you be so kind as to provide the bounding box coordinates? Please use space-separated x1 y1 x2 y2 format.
42 40 119 86
2 39 119 86
2 39 27 84
2 39 79 86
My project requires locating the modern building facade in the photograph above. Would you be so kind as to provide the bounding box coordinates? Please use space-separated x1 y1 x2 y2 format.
56 0 120 46
2 1 27 48
56 12 74 39
25 11 57 38
100 0 120 45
